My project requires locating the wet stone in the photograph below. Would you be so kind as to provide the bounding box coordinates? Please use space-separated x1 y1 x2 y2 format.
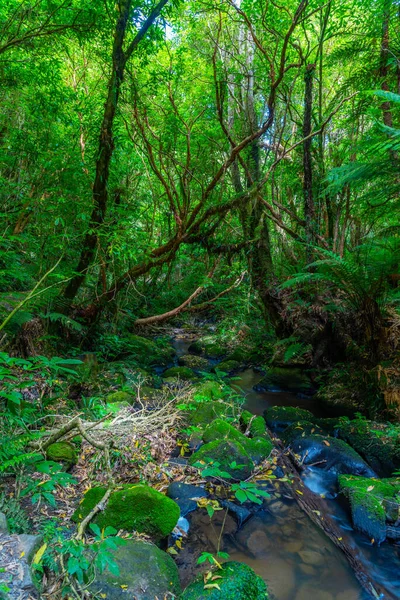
298 549 326 566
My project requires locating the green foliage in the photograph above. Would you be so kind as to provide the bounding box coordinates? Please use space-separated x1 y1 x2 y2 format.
231 481 270 505
0 493 30 534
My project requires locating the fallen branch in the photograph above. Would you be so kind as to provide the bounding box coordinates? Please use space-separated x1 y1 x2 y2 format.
186 271 246 313
76 487 113 541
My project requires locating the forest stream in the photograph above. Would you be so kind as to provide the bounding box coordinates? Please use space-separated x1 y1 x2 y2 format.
170 334 400 600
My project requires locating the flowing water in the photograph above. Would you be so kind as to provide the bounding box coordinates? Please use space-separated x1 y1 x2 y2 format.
170 335 400 599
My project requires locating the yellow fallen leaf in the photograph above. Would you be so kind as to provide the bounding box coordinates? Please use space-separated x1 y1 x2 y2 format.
20 551 25 558
100 594 107 598
32 544 47 565
338 537 343 541
120 585 128 589
323 440 330 446
367 486 374 492
296 489 303 495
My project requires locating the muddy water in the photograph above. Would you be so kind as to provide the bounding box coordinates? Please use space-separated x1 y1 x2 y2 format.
170 336 400 599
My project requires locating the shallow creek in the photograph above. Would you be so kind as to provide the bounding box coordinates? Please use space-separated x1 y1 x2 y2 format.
171 336 400 599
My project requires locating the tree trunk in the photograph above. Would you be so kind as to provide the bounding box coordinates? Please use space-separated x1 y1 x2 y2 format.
303 63 316 261
63 0 170 302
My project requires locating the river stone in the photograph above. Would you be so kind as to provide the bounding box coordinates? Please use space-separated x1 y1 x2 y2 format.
298 549 325 566
296 585 333 600
219 500 252 527
178 354 211 371
181 561 267 599
167 482 208 517
0 512 8 534
255 367 313 395
89 540 181 600
0 533 43 600
261 556 295 600
289 434 377 477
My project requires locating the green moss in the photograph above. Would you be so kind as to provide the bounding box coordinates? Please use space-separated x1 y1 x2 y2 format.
240 411 267 438
264 406 314 430
189 440 254 480
214 360 240 373
193 381 224 402
72 484 180 540
226 347 251 363
46 442 77 467
188 340 204 355
246 437 273 463
281 421 325 445
338 419 400 475
202 419 273 464
163 366 196 380
181 561 268 599
127 335 176 368
339 475 400 542
106 390 133 404
203 341 226 359
106 401 130 414
179 354 210 371
189 400 235 426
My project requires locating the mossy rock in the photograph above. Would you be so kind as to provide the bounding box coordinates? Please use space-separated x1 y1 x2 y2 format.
337 419 400 477
193 381 224 402
178 354 211 371
226 346 252 363
202 419 273 463
163 366 196 380
281 420 325 445
240 411 267 438
181 561 268 599
46 442 77 468
72 484 180 541
140 386 159 402
264 406 314 431
313 417 341 435
188 399 236 426
189 439 254 480
290 435 376 477
255 367 313 395
339 475 400 543
214 360 240 374
127 334 176 368
188 340 204 355
203 341 226 359
106 400 130 415
89 540 181 600
106 390 134 404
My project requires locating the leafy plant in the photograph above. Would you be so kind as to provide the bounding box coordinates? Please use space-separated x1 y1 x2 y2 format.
20 461 77 507
230 481 270 505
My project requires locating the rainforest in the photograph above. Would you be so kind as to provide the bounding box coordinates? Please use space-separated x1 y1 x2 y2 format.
0 1 400 599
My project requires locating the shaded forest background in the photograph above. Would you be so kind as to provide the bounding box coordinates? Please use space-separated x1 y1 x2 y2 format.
1 0 400 416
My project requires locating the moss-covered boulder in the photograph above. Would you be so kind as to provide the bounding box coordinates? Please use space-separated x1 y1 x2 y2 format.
193 381 224 402
106 390 134 404
46 442 77 468
337 419 400 477
188 340 204 355
226 346 252 363
127 334 176 368
106 400 130 415
255 367 313 395
240 411 267 438
203 341 226 359
72 484 179 541
289 435 377 477
281 420 325 445
163 366 196 380
181 561 268 599
89 540 181 600
264 406 314 431
202 419 273 463
189 440 254 480
214 360 240 374
179 354 211 371
339 475 400 544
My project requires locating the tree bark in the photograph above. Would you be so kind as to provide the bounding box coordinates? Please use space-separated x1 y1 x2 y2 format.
63 0 170 302
303 63 316 261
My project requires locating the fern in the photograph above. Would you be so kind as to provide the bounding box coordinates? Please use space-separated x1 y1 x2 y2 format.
284 342 312 364
0 493 30 534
